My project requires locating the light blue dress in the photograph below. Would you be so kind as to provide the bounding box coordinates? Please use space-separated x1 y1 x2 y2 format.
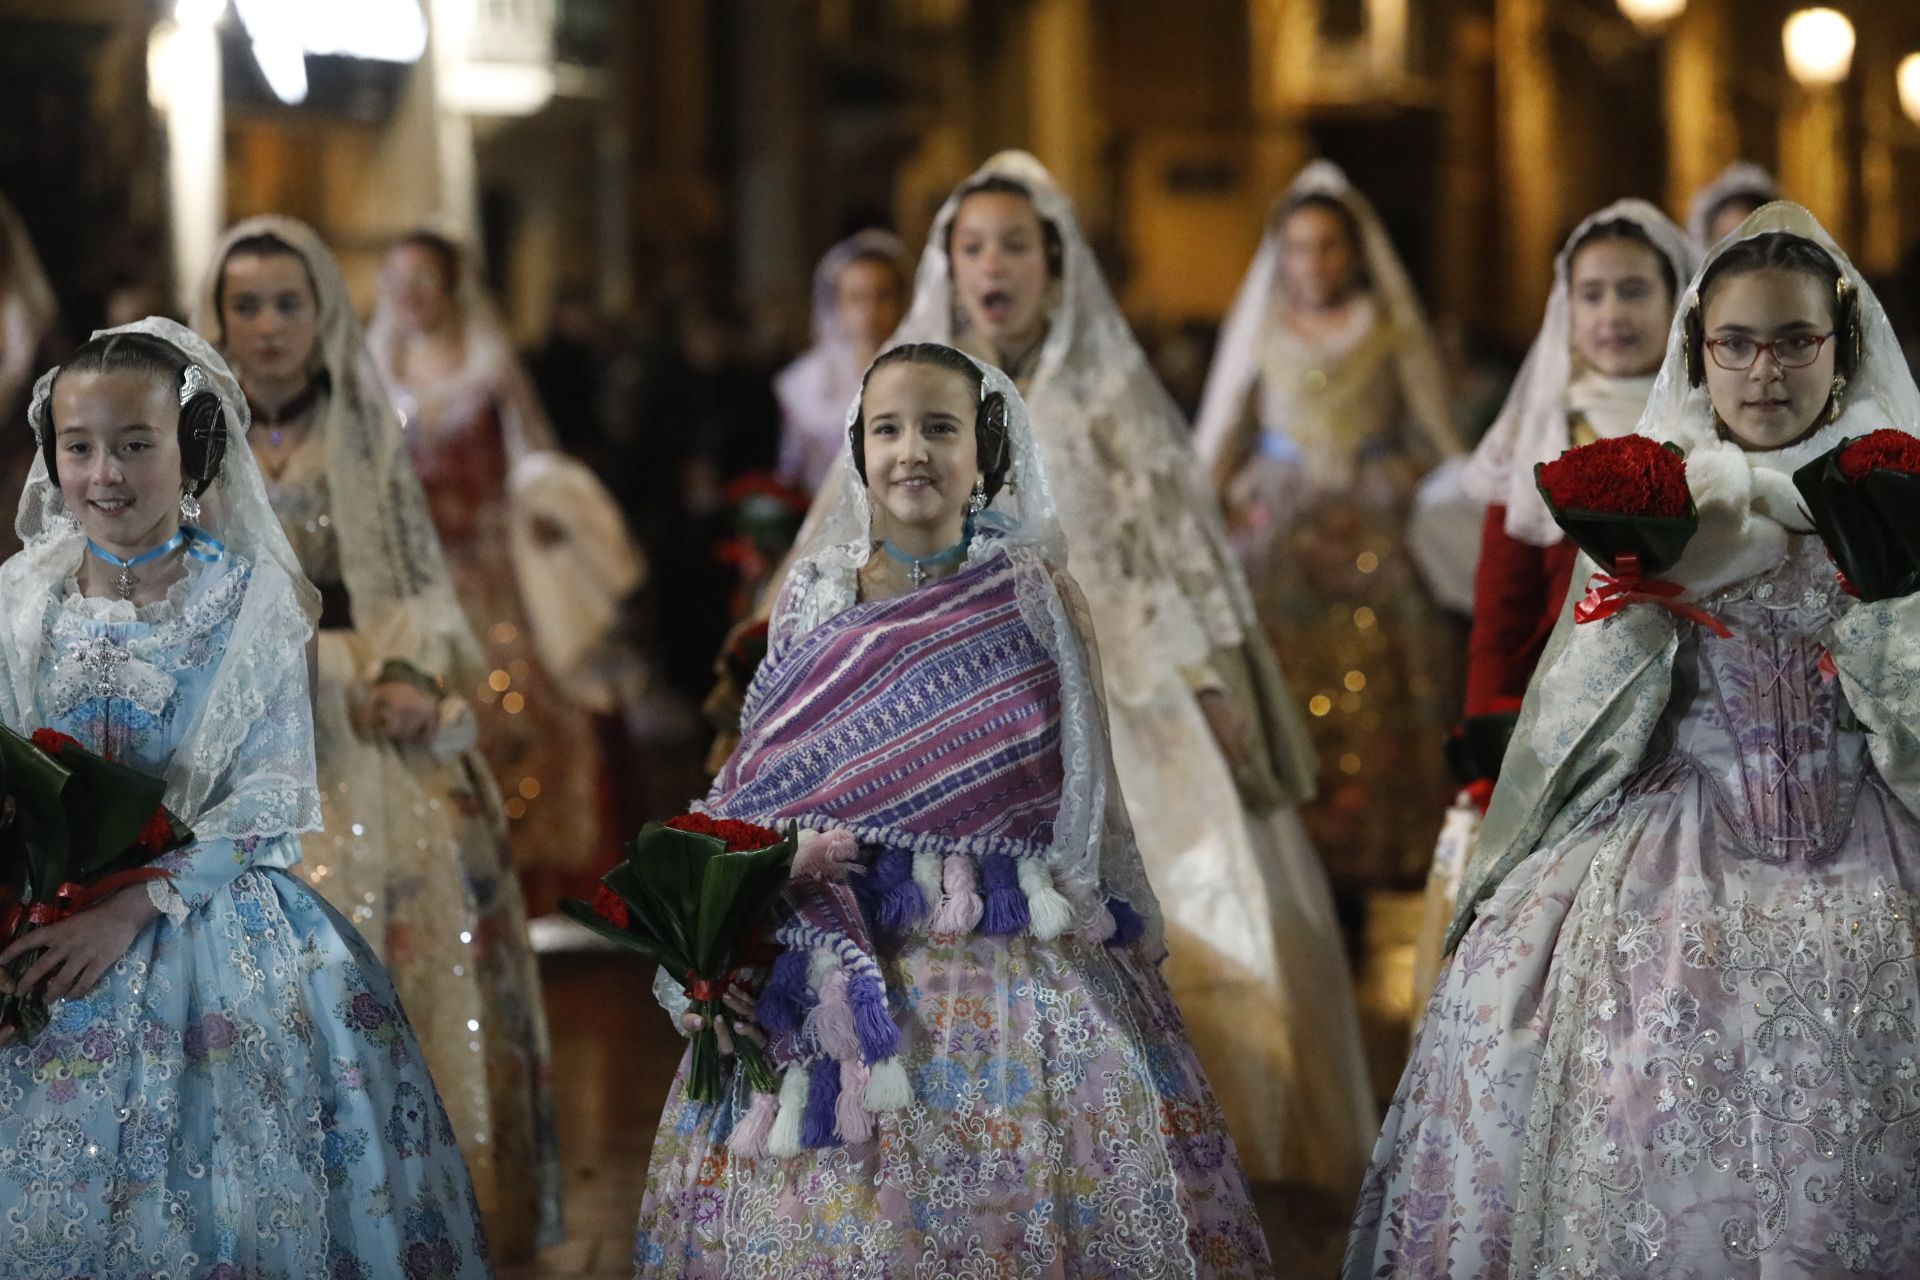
0 552 492 1279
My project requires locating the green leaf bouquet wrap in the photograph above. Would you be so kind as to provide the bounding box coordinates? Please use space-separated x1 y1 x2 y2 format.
560 814 795 1102
0 725 191 1037
1792 428 1920 603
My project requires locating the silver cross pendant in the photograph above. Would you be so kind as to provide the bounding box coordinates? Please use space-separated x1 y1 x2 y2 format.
78 635 130 701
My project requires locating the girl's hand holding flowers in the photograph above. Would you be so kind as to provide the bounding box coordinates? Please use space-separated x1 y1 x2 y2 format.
0 885 161 1044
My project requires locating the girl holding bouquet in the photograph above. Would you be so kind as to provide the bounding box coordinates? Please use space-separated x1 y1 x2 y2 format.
0 320 488 1273
777 152 1370 1193
634 342 1271 1277
1410 201 1694 1002
1347 205 1920 1276
194 216 560 1259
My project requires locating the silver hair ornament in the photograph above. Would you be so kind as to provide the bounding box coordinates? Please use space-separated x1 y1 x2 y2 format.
179 363 211 405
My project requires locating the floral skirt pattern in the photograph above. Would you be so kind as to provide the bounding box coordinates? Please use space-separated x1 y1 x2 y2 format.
636 932 1271 1278
0 861 490 1278
1347 765 1920 1278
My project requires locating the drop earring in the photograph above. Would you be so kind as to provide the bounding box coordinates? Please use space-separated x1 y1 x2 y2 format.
967 478 986 516
1826 373 1849 425
179 485 202 522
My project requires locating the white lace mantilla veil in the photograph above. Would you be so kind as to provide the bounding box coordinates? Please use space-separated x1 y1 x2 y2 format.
190 215 484 688
364 226 557 464
786 228 913 390
365 226 644 709
1449 200 1920 955
1686 160 1781 252
1191 158 1459 472
866 150 1270 714
769 348 1164 946
0 191 57 419
10 318 322 848
1464 198 1698 546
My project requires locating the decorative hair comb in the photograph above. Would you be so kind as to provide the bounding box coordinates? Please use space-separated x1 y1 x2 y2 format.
179 364 211 405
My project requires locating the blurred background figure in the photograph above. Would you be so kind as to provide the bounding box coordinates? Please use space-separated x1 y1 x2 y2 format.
1687 161 1782 252
0 191 59 564
773 229 912 496
369 229 643 919
196 215 562 1260
628 289 781 700
1195 162 1465 936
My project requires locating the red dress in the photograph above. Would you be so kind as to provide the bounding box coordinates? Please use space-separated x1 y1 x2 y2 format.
1463 503 1580 720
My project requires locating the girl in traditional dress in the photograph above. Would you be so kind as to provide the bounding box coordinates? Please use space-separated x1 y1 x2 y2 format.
841 151 1372 1192
1348 203 1920 1277
638 341 1271 1276
369 230 641 916
1688 160 1781 253
1411 201 1696 1005
0 319 489 1275
774 229 912 496
1195 161 1466 896
194 216 561 1259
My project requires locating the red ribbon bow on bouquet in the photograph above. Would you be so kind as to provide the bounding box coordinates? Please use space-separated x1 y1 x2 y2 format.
1572 553 1733 638
684 968 740 1003
0 867 174 936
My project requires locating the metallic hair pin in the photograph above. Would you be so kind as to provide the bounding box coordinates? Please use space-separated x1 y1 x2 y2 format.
179 364 211 405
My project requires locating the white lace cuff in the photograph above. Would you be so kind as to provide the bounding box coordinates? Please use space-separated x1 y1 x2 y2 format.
147 877 190 925
653 965 693 1036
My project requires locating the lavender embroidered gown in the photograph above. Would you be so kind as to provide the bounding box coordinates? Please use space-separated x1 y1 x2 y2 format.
633 549 1271 1279
1348 538 1920 1278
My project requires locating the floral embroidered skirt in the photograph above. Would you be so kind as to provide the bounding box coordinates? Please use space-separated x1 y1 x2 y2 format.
636 932 1271 1278
0 860 491 1277
1346 765 1920 1278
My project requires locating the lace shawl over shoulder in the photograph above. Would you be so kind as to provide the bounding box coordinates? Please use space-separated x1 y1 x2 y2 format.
12 319 321 846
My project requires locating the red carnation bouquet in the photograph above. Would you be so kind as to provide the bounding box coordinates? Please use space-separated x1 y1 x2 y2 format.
1793 429 1920 602
1535 435 1722 632
0 725 192 1037
561 813 795 1102
1535 435 1697 573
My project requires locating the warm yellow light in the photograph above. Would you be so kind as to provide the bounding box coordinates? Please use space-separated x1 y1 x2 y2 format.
1900 54 1920 127
174 0 227 26
1782 8 1856 88
1616 0 1686 34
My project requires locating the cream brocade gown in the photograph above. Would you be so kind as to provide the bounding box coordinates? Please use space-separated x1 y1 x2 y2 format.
263 424 562 1256
1019 367 1377 1195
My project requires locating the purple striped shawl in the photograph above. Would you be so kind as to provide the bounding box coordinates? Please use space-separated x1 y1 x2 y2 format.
709 550 1064 857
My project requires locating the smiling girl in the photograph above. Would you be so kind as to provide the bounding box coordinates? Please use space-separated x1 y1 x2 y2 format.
637 342 1270 1277
196 215 561 1259
0 320 488 1274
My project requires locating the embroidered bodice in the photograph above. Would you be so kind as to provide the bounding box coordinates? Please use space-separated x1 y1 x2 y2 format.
38 556 302 885
260 437 342 590
1652 535 1866 861
1254 299 1406 470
